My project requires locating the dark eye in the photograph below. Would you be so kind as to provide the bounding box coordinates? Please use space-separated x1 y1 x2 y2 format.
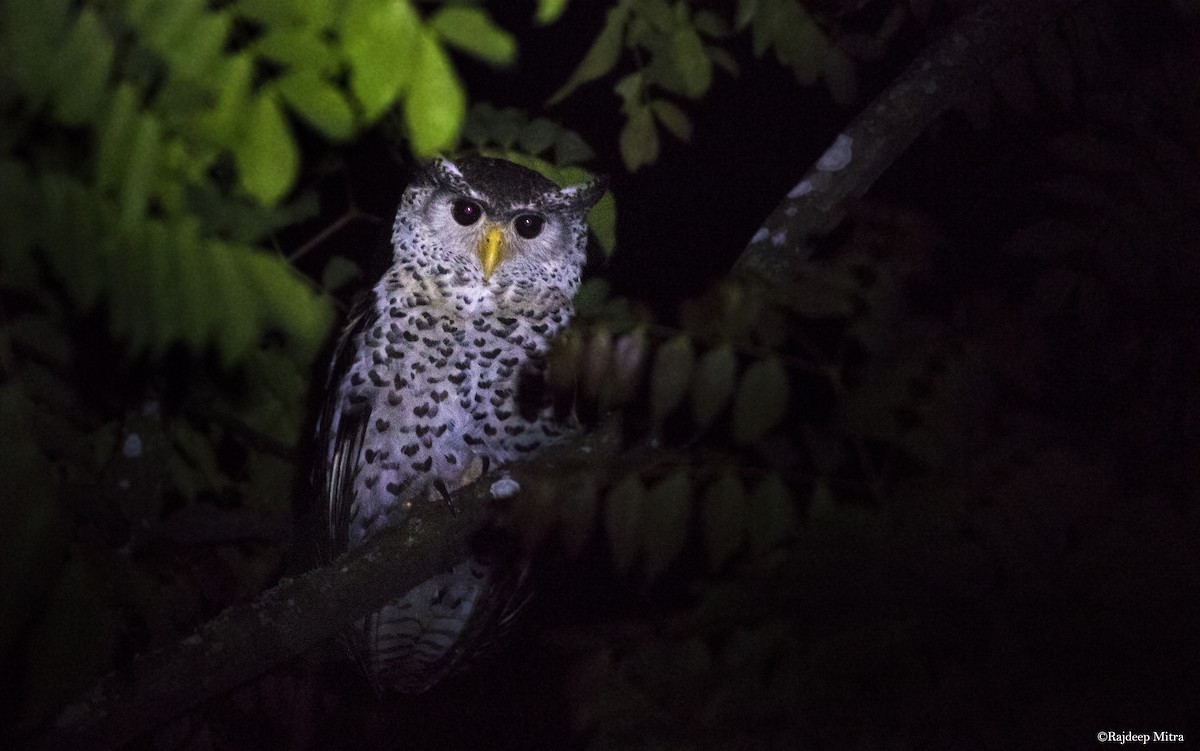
451 199 481 226
514 214 544 239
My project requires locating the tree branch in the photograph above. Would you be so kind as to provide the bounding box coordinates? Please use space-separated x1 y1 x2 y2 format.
735 0 1084 278
35 427 622 751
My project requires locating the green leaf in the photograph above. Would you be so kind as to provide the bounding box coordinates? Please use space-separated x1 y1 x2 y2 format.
822 47 857 105
558 474 598 556
747 474 796 556
553 129 595 164
235 91 298 205
588 191 618 256
517 117 560 156
640 470 691 582
619 105 659 171
649 334 695 425
96 84 139 191
549 3 630 104
690 344 736 429
404 32 465 156
701 470 746 570
277 70 356 141
732 357 789 444
253 27 339 75
604 475 645 575
536 0 569 25
341 0 419 121
168 9 230 78
429 7 516 67
669 26 711 98
119 112 162 228
321 255 361 291
198 53 253 147
650 99 692 142
52 8 114 125
208 242 260 366
693 10 732 38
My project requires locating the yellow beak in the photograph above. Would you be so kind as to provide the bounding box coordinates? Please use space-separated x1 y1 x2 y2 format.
478 226 505 281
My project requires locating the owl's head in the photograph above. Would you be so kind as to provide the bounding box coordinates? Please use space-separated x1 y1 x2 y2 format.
393 156 607 297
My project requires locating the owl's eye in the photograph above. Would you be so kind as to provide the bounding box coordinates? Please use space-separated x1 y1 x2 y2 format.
514 214 544 239
451 199 482 226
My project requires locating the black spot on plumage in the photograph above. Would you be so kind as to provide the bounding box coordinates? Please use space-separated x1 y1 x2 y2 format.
387 391 402 406
497 367 513 379
386 325 402 344
438 346 454 358
415 424 430 437
531 323 549 335
413 403 430 418
500 356 519 368
386 345 405 359
454 360 470 371
444 454 457 465
422 337 438 347
483 424 498 436
471 410 487 420
504 425 525 436
448 372 467 385
348 392 368 405
434 424 448 437
420 436 432 448
401 443 419 457
402 331 418 342
516 440 542 452
481 348 502 360
364 475 378 489
394 374 409 389
431 390 449 403
490 394 505 407
372 350 387 365
541 424 561 437
496 316 517 326
473 337 486 347
350 372 365 386
386 481 404 496
365 449 377 464
458 397 471 409
369 369 388 387
372 326 383 339
464 434 483 446
495 409 512 421
412 362 427 374
375 418 390 432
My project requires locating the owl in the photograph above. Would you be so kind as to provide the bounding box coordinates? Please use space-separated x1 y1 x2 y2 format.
314 156 606 693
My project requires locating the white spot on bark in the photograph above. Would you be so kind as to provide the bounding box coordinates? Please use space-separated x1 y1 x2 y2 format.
787 179 814 198
817 134 853 171
122 433 142 458
771 230 788 246
490 475 521 499
750 227 770 244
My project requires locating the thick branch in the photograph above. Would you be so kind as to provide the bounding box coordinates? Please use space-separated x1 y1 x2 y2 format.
735 0 1083 278
37 427 621 751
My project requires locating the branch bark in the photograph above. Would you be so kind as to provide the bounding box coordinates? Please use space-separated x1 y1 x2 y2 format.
735 0 1084 278
35 428 622 751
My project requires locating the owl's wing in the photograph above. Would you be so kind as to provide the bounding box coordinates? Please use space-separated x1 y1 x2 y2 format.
314 292 379 559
